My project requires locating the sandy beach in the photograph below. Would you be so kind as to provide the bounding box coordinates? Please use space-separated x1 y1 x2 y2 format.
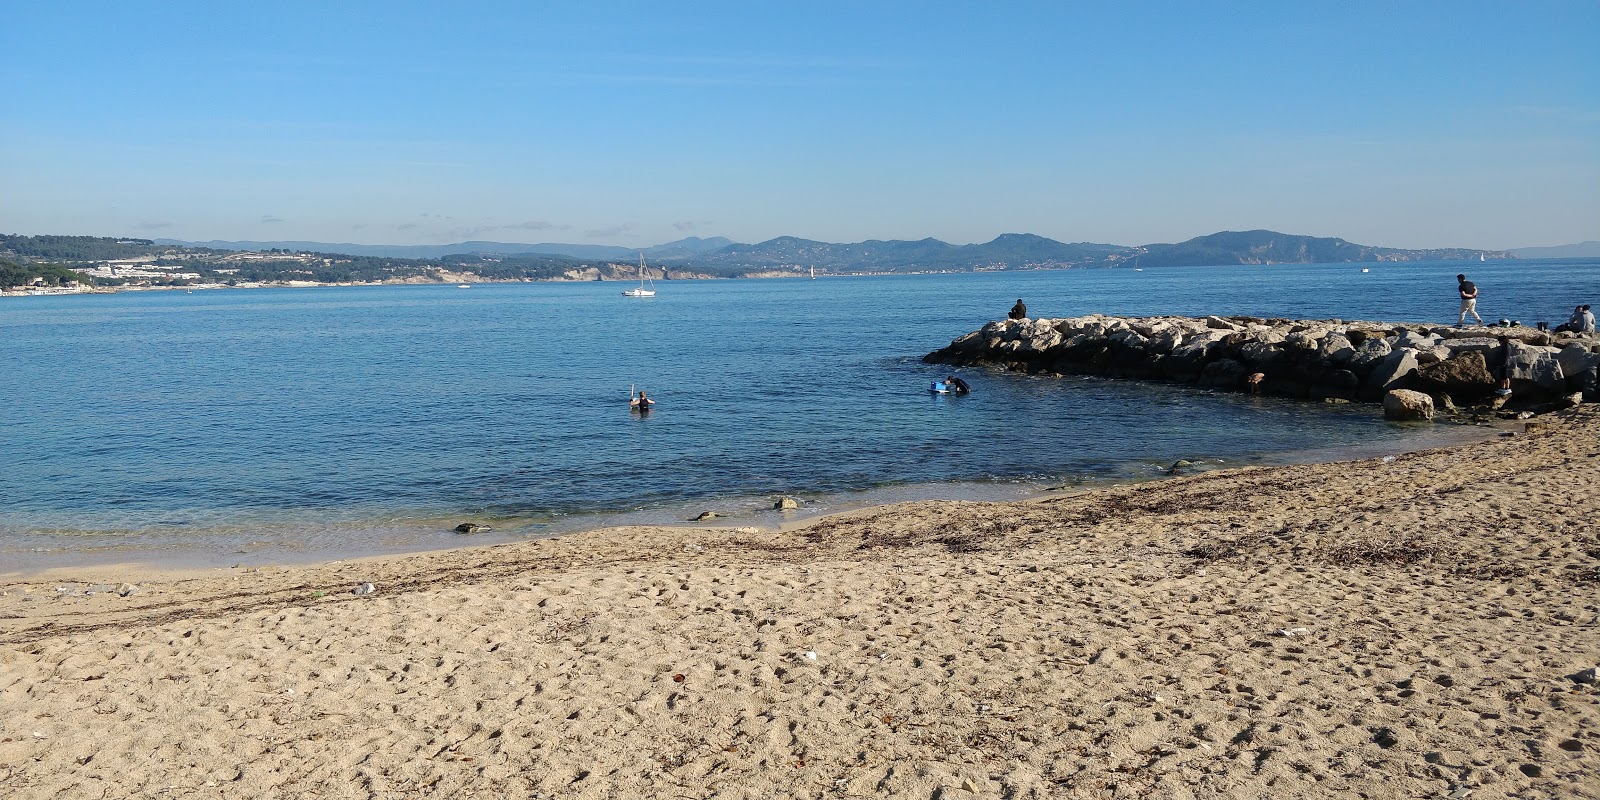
2 409 1597 799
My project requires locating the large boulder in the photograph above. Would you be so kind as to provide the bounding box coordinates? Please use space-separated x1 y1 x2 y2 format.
1163 332 1228 381
1317 333 1356 365
1556 344 1600 381
1019 330 1063 353
1441 337 1506 366
1414 345 1452 365
1416 351 1495 401
1383 389 1435 421
1503 340 1564 391
1238 340 1288 368
1365 349 1420 396
1348 337 1393 371
1147 329 1185 355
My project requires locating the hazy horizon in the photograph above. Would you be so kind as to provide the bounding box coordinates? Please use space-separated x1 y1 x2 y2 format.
3 3 1597 251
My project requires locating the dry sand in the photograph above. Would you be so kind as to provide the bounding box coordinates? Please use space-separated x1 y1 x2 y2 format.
2 409 1597 799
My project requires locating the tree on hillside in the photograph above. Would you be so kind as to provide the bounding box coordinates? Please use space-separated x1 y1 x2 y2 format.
0 258 92 288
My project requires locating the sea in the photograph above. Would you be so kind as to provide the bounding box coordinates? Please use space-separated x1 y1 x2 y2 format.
3 258 1597 573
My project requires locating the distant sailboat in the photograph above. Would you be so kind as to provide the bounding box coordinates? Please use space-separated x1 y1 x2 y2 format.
1479 253 1487 262
810 265 816 280
623 253 656 297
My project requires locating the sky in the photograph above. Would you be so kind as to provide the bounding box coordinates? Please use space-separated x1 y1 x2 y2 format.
2 1 1597 250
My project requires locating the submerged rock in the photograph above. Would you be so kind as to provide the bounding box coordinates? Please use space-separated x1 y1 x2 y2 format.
775 496 800 510
454 522 491 534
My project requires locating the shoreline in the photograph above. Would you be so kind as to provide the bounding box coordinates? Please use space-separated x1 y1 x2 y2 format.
0 408 1595 797
1 417 1498 580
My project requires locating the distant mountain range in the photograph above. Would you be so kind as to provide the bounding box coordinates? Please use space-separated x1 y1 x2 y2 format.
154 230 1525 273
1507 241 1600 259
1121 230 1509 269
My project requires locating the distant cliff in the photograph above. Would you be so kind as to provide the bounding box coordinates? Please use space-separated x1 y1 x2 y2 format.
1508 241 1600 259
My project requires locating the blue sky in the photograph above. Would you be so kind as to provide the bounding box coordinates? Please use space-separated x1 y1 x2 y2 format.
3 1 1596 249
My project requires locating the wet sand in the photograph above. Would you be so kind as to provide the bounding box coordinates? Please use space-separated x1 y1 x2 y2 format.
2 409 1597 798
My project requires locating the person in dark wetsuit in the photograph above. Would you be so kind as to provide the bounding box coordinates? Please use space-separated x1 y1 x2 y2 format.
1008 299 1027 320
945 375 971 395
631 389 654 413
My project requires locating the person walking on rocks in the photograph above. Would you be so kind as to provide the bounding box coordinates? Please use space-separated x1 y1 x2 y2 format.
1456 274 1483 327
1008 298 1027 320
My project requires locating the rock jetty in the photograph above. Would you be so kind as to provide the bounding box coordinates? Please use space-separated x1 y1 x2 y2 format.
925 315 1600 413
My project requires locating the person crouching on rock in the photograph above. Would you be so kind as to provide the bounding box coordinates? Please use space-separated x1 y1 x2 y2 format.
1008 298 1027 320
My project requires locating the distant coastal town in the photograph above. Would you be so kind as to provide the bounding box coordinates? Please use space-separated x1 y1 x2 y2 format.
0 231 1549 297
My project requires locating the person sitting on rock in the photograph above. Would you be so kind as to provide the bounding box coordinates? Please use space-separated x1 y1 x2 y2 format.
1581 305 1596 333
1008 299 1027 320
1555 306 1584 333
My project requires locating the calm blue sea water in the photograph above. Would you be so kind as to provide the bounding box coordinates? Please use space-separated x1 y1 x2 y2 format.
3 258 1596 571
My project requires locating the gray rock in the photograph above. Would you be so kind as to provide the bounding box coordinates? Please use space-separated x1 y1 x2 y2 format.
1205 315 1239 331
1414 344 1451 365
1317 333 1356 364
691 511 723 521
1441 337 1506 365
1383 389 1435 421
1349 338 1393 370
1417 351 1495 400
1504 340 1565 390
1557 343 1600 378
1572 666 1600 685
775 496 800 510
1395 330 1441 349
353 582 376 596
1366 349 1420 393
116 583 137 598
1148 329 1185 355
454 522 491 534
1238 340 1287 368
1555 392 1583 409
1020 331 1063 353
1166 460 1193 475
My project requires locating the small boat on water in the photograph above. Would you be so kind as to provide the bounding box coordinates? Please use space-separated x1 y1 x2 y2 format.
458 284 471 288
623 254 656 297
1360 268 1369 273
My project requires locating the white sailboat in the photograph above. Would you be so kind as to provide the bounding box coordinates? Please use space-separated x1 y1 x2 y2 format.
622 253 656 297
